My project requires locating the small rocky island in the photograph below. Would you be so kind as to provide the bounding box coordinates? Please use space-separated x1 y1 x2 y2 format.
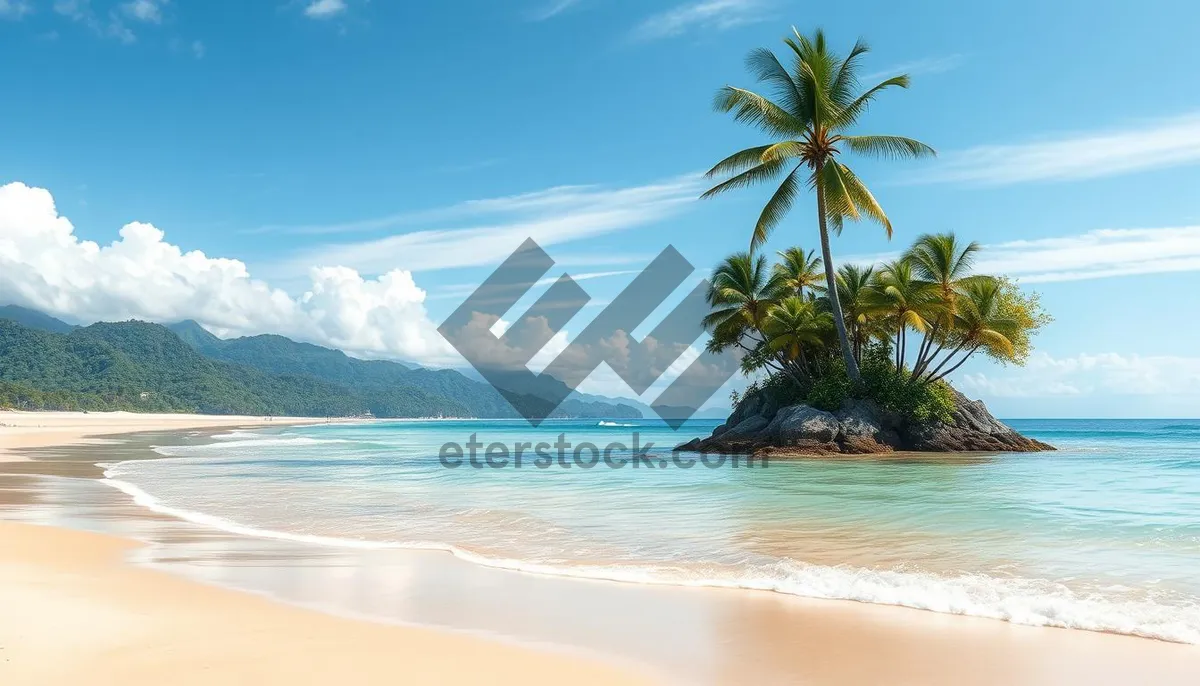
678 388 1054 456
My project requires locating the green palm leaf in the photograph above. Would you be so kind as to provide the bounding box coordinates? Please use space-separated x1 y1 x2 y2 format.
841 135 936 160
752 164 804 251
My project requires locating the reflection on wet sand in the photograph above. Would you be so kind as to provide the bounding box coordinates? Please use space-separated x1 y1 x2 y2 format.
5 435 1200 685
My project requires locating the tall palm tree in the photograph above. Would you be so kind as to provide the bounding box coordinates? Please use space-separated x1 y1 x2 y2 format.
702 252 785 353
702 28 935 382
868 259 936 370
905 232 981 376
772 246 825 300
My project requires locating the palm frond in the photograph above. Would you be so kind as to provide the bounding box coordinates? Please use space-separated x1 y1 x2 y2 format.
828 75 909 130
830 38 869 107
704 144 774 179
701 158 788 198
752 164 804 252
713 86 804 138
841 135 935 160
837 163 892 237
819 160 860 222
976 328 1015 356
745 47 804 115
760 140 809 164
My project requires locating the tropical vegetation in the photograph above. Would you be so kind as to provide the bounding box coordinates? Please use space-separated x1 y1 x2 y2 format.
708 233 1050 423
702 28 935 383
701 27 1050 425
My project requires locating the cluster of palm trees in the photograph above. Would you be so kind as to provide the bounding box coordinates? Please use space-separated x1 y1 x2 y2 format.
700 27 1045 395
704 234 1035 389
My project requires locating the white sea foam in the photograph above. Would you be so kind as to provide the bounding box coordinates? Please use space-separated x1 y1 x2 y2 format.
100 462 1200 646
152 436 348 457
597 421 638 427
211 430 265 440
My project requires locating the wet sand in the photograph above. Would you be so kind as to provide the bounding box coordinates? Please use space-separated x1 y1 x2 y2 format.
3 418 1200 684
0 411 321 462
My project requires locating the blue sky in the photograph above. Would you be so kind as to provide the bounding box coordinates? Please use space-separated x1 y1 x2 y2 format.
3 0 1200 416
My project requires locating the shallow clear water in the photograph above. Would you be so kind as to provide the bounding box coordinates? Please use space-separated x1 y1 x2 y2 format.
102 418 1200 643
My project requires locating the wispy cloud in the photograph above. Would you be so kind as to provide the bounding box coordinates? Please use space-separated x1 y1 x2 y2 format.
428 269 639 301
976 227 1200 283
253 175 703 236
913 111 1200 186
121 0 166 24
54 0 137 42
304 0 346 20
264 175 705 275
845 226 1200 284
957 352 1200 398
630 0 770 41
0 0 32 20
528 0 583 21
861 54 963 83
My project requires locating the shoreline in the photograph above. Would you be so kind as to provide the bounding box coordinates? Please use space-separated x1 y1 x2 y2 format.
0 413 663 685
0 410 327 462
4 415 1200 684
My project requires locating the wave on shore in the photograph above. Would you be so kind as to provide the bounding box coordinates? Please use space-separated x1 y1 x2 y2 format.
102 444 1200 645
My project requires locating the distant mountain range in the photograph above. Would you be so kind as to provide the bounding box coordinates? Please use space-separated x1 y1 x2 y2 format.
0 305 641 419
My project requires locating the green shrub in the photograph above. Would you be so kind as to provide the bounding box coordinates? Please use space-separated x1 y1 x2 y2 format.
807 369 851 411
859 361 955 424
745 345 956 424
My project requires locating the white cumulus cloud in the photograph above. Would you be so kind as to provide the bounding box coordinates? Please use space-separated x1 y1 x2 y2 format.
0 182 456 365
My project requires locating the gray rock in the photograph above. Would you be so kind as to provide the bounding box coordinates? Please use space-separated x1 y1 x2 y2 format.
836 400 883 441
766 405 840 443
727 391 761 427
695 388 1053 455
949 390 1012 435
724 414 769 439
760 394 780 421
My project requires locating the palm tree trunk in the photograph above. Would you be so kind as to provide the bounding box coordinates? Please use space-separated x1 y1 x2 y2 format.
851 320 861 363
814 160 861 383
929 345 980 382
895 323 902 369
915 336 948 378
922 339 970 381
913 321 939 376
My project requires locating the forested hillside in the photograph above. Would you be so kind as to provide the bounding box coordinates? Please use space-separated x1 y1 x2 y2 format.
0 319 466 416
166 320 640 419
0 308 641 419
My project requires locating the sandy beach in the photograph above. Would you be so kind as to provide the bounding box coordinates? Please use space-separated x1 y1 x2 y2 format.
0 413 657 685
2 414 1200 685
0 411 321 462
0 521 654 685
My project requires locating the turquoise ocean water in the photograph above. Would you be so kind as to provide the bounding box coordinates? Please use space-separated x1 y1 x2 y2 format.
102 418 1200 643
